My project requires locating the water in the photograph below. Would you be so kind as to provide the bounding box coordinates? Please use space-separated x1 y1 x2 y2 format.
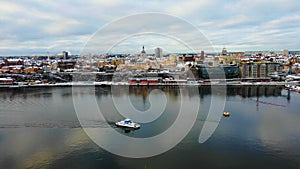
0 86 299 169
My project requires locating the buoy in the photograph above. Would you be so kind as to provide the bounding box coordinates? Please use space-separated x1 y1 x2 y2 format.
223 111 230 117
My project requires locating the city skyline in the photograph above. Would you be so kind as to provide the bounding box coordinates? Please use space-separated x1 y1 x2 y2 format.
0 0 300 56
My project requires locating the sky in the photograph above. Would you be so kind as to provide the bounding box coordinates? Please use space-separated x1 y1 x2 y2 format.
0 0 300 56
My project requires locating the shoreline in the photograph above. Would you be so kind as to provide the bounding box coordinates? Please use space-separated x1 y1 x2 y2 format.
0 81 296 89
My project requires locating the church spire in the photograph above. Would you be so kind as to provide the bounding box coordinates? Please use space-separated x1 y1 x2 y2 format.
141 45 146 54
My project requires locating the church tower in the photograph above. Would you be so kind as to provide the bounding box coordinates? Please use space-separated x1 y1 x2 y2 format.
141 45 146 54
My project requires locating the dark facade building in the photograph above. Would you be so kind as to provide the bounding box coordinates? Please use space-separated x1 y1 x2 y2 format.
195 65 239 79
57 60 76 70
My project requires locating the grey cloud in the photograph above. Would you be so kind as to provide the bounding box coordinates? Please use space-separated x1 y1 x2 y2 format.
0 0 300 55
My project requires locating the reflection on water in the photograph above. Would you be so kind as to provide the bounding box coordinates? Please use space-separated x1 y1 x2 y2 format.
0 85 284 102
0 86 299 168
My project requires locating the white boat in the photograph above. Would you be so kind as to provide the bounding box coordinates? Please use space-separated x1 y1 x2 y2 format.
223 111 230 117
115 119 141 129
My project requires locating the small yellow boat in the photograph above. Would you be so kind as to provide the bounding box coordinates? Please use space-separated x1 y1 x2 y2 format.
223 111 230 117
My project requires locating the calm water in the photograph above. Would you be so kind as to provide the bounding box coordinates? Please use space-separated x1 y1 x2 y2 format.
0 86 300 169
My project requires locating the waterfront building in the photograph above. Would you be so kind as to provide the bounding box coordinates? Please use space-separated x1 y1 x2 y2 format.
195 64 239 79
0 77 14 85
240 62 282 78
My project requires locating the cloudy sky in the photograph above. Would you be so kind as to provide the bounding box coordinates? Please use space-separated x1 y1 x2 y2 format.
0 0 300 56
